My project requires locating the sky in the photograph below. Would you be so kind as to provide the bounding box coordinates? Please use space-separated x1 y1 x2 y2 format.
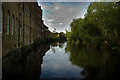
38 2 90 33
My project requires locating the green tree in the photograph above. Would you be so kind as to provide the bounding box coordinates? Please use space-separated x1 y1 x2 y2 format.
67 2 120 48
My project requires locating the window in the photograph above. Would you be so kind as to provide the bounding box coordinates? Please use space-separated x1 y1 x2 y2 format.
42 29 44 32
20 22 22 36
42 24 44 27
12 15 14 35
24 5 27 14
0 4 2 33
15 17 17 36
7 11 10 35
20 3 22 8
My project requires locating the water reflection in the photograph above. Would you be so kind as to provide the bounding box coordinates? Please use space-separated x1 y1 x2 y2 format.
2 44 50 80
65 43 120 79
40 42 84 79
50 42 65 53
3 42 120 79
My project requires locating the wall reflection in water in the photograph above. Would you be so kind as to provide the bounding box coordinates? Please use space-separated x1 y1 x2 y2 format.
3 42 120 79
2 44 50 80
65 43 120 79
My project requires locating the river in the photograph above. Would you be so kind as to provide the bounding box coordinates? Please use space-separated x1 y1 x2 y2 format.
2 42 120 80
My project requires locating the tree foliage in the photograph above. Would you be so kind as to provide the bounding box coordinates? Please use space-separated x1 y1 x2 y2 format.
67 2 120 48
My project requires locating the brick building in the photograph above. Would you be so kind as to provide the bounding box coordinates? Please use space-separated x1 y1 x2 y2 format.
2 2 43 56
41 21 51 41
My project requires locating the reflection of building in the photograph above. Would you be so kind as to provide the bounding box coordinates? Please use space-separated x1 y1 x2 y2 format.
24 44 50 80
3 43 50 80
2 2 51 56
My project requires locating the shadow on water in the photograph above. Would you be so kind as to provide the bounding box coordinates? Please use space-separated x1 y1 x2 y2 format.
65 43 120 79
2 43 50 80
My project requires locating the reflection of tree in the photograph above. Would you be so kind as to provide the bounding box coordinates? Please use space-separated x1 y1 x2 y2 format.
51 47 56 53
53 28 56 33
59 43 64 48
51 43 58 47
65 43 120 79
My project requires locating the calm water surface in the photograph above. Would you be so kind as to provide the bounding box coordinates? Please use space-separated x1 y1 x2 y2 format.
2 42 120 80
40 42 84 78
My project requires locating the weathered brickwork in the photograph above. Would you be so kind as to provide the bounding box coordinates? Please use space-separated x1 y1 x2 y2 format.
2 2 44 57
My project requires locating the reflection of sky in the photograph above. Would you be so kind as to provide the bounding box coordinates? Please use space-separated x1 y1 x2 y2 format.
40 43 84 78
38 2 90 32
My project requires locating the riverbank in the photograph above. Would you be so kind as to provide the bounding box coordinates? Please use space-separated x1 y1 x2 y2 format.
66 41 120 53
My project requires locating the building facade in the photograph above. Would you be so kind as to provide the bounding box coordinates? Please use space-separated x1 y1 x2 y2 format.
41 21 51 41
2 2 43 56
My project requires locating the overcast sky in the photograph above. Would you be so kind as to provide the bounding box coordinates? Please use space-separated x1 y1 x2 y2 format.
38 2 90 33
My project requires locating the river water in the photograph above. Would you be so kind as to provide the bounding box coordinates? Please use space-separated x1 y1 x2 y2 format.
2 42 120 80
40 42 84 79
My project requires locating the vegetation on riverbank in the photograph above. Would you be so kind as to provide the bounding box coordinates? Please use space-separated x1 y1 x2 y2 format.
46 32 66 43
66 2 120 51
65 43 120 79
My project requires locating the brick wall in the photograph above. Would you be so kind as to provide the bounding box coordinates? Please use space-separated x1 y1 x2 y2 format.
2 2 43 57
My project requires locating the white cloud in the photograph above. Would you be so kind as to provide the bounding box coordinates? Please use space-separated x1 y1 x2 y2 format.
48 19 54 22
49 23 52 26
60 23 62 25
39 2 90 32
55 6 60 10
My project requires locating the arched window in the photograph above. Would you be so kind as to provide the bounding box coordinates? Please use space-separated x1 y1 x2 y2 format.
11 15 14 35
0 3 2 33
7 11 10 35
2 5 4 34
15 17 17 36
